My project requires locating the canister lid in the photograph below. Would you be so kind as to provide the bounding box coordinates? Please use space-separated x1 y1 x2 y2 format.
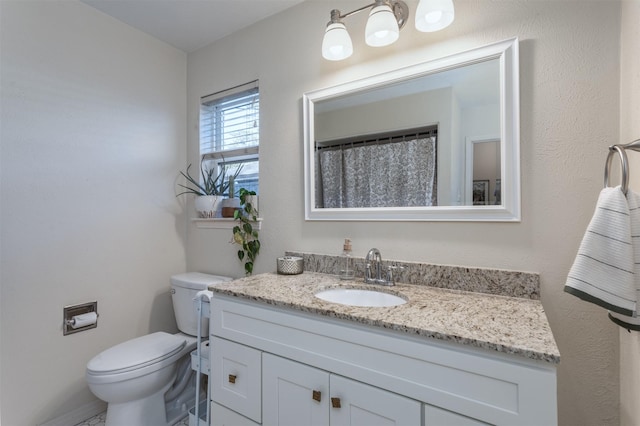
87 332 185 374
170 272 233 290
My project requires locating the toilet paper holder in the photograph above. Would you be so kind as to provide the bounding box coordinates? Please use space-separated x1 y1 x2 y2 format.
63 301 98 336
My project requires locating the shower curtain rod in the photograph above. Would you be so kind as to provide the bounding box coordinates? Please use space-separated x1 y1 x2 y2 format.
315 125 437 150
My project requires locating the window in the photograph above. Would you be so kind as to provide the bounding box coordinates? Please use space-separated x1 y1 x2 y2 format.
200 80 259 196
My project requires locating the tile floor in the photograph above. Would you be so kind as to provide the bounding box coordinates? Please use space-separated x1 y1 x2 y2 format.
74 411 105 426
75 411 190 426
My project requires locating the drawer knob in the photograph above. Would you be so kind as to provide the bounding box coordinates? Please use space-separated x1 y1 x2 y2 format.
228 374 237 384
312 390 321 402
331 397 341 408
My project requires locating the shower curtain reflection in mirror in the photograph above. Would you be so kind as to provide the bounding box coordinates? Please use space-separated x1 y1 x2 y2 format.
316 136 437 208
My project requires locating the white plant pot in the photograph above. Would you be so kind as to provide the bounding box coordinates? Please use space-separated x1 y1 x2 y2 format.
245 195 259 213
195 195 222 218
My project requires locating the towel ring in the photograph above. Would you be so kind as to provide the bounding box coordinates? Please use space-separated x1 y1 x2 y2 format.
604 144 629 195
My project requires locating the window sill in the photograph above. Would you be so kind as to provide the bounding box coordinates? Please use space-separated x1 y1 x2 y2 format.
192 218 263 230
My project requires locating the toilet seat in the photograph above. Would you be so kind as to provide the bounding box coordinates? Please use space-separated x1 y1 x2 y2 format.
87 332 186 378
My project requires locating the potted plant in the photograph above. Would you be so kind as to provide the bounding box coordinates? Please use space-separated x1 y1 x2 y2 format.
221 176 241 218
232 188 260 275
177 156 242 218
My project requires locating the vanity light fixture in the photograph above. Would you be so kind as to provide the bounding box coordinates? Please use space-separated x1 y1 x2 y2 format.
415 0 455 32
321 0 455 61
364 0 404 47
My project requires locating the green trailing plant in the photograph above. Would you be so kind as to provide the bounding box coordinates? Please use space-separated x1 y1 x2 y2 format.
232 188 260 275
177 156 242 196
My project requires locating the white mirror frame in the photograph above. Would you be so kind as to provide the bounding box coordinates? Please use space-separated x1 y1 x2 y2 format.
303 37 520 222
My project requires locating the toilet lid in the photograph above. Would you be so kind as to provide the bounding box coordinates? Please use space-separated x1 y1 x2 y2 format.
87 332 186 375
171 272 233 290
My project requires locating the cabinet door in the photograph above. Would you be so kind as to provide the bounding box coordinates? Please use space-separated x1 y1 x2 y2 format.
424 404 490 425
263 353 330 426
210 337 262 423
329 375 421 426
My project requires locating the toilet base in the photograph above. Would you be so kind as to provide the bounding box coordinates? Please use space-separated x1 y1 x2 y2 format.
165 364 204 425
105 378 175 426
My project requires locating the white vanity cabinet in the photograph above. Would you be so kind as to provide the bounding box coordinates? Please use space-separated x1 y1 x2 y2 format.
263 353 422 425
210 294 557 426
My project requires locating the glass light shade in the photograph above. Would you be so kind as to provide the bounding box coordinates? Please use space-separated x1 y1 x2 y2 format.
322 22 353 61
415 0 455 32
365 4 400 47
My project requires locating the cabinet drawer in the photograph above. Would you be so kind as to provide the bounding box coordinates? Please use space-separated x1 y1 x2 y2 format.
211 402 260 426
211 337 261 423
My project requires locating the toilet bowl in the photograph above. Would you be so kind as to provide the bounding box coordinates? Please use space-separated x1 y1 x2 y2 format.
86 332 194 425
86 273 232 426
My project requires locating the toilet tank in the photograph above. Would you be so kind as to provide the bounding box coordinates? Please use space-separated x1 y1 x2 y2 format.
171 272 233 337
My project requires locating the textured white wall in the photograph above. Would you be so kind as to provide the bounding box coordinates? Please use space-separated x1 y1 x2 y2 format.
187 1 622 424
619 1 640 425
0 1 187 424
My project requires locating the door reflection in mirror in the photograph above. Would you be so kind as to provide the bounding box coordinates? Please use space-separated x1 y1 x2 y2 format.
467 138 500 206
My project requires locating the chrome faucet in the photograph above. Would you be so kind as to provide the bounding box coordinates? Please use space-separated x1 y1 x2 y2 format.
365 248 390 286
365 248 381 284
365 248 403 286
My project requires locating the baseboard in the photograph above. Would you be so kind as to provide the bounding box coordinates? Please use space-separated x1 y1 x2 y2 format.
39 399 107 426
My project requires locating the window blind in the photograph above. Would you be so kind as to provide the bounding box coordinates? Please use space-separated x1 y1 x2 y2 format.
200 80 259 157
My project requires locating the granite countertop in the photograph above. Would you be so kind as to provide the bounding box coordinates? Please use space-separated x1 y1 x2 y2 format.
209 272 560 364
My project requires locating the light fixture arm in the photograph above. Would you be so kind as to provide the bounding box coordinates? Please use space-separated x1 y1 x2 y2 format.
331 4 373 21
391 1 409 29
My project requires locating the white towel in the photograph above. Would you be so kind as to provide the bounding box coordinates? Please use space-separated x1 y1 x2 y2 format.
609 311 640 329
607 189 640 329
565 186 639 316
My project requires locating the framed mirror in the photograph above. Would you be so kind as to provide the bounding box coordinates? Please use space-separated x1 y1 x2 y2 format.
303 38 520 221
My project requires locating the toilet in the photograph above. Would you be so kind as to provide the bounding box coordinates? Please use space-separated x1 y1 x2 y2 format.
86 272 232 426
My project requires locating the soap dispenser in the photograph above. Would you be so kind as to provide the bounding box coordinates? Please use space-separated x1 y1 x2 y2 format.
339 238 355 280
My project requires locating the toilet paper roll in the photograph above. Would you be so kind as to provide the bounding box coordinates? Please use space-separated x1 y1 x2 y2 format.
70 312 97 329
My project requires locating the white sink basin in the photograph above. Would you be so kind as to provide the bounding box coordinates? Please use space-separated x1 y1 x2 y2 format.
314 288 407 307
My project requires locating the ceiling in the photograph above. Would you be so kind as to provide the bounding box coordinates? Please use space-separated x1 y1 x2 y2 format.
80 0 306 53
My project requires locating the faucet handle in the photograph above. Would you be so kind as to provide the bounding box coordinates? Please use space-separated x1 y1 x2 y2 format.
386 264 405 285
364 262 372 277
